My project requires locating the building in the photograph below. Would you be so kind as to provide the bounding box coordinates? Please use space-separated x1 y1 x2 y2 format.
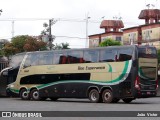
89 20 124 48
123 9 160 48
89 8 160 49
123 26 141 45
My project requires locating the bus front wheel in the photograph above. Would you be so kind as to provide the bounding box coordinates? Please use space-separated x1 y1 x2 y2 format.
88 89 100 103
20 89 30 100
102 89 113 103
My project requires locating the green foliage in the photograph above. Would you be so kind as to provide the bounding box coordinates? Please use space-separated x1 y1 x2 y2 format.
53 43 70 50
99 38 121 47
0 50 4 56
11 35 28 52
3 35 47 56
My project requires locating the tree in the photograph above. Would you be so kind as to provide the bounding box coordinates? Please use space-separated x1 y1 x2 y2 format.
11 35 28 52
3 35 47 56
53 43 70 50
99 38 121 47
0 39 9 56
23 36 47 51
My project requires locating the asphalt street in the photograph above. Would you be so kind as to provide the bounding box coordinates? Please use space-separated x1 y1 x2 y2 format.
0 97 160 120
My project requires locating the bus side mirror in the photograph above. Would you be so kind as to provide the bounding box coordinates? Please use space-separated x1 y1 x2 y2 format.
2 71 8 76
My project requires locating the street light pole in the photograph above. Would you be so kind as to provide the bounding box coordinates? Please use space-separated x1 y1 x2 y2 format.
85 13 90 48
11 21 14 38
48 18 57 50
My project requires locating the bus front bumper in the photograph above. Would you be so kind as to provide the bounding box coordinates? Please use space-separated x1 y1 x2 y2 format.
136 90 157 98
6 88 19 97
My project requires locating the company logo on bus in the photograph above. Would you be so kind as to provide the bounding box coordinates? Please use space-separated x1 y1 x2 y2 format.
146 48 152 54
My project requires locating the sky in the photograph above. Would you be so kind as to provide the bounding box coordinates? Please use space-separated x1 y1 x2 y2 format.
0 0 159 48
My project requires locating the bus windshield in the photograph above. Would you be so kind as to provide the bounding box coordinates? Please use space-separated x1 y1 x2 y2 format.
138 47 157 58
9 53 26 68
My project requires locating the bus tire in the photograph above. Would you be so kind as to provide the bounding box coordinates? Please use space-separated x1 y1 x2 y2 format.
88 89 100 103
20 89 30 100
122 98 133 103
30 89 41 101
102 89 113 103
50 97 58 101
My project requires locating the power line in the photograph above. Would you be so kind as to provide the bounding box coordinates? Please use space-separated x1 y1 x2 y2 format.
55 35 86 39
0 17 144 26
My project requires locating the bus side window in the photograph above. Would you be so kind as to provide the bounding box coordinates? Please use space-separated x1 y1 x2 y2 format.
24 53 39 68
84 50 99 63
67 51 83 64
53 52 67 64
100 50 117 62
118 48 133 61
23 58 31 68
38 52 53 65
30 54 39 66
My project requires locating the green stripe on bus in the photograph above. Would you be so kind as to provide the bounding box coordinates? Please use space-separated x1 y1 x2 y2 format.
38 61 130 89
90 60 129 83
107 63 112 72
10 88 19 93
111 60 129 83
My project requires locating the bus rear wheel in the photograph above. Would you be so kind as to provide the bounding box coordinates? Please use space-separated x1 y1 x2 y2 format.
30 89 41 101
102 89 113 103
122 98 133 103
88 89 100 103
20 89 30 100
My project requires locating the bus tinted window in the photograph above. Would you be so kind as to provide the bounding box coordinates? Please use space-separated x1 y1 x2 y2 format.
67 51 84 64
54 52 67 64
138 47 157 58
24 53 39 67
84 50 99 63
39 52 53 65
100 49 117 62
118 48 133 61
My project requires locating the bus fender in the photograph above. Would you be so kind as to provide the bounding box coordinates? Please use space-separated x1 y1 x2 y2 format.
87 86 100 96
100 86 113 94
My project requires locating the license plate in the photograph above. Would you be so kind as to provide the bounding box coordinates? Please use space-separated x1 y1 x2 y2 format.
147 92 151 95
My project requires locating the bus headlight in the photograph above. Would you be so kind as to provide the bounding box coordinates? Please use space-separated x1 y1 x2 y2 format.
10 84 14 88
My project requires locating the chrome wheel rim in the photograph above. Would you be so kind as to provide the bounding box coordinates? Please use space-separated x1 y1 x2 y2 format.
33 91 39 100
91 92 97 101
22 91 28 99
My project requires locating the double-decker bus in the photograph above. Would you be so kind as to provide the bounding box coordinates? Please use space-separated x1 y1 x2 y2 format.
6 45 158 103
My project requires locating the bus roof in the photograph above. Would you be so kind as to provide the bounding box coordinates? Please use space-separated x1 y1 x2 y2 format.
13 45 156 55
26 45 136 54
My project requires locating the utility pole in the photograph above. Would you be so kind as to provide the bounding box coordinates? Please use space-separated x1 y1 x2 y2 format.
85 13 91 48
11 21 15 38
48 18 57 50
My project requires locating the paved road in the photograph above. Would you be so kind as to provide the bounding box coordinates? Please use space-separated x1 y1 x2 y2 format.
0 97 160 120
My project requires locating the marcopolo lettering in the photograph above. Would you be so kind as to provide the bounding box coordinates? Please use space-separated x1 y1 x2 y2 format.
78 66 105 70
86 66 105 70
